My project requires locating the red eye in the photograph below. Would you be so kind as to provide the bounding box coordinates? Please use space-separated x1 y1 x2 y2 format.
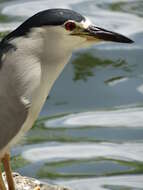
65 22 76 31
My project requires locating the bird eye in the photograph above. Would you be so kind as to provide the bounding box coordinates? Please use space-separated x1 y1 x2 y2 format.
65 22 76 31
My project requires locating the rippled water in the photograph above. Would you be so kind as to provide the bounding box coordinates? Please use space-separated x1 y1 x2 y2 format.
1 0 143 189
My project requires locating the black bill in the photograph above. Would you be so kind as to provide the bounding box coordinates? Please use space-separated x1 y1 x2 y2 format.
85 25 134 43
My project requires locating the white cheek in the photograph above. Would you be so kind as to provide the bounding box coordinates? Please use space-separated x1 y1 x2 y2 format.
81 18 92 29
68 35 87 50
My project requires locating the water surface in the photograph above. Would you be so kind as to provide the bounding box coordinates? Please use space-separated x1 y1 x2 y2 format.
1 0 143 189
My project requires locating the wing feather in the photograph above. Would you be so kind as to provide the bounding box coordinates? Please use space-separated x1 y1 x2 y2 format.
0 42 39 151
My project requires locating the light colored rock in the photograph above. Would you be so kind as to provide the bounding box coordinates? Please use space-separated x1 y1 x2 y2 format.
2 173 70 190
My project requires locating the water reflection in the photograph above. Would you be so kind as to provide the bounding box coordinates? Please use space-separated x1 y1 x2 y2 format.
37 159 132 179
72 52 130 82
60 175 143 190
99 0 143 18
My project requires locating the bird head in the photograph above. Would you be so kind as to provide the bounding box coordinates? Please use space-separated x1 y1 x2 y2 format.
2 9 133 58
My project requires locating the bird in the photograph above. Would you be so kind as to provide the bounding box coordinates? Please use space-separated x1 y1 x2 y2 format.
0 8 133 190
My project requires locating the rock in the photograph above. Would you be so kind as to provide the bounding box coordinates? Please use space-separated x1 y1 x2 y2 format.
2 173 70 190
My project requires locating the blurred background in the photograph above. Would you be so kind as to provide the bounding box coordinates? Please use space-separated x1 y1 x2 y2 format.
1 0 143 189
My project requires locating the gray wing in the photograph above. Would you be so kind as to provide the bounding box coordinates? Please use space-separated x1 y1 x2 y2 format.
0 38 41 151
0 45 29 150
0 95 28 150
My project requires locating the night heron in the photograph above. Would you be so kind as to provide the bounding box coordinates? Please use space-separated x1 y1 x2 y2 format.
0 8 133 190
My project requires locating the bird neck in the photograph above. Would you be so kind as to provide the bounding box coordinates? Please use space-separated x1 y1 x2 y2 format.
40 51 71 93
39 28 73 90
